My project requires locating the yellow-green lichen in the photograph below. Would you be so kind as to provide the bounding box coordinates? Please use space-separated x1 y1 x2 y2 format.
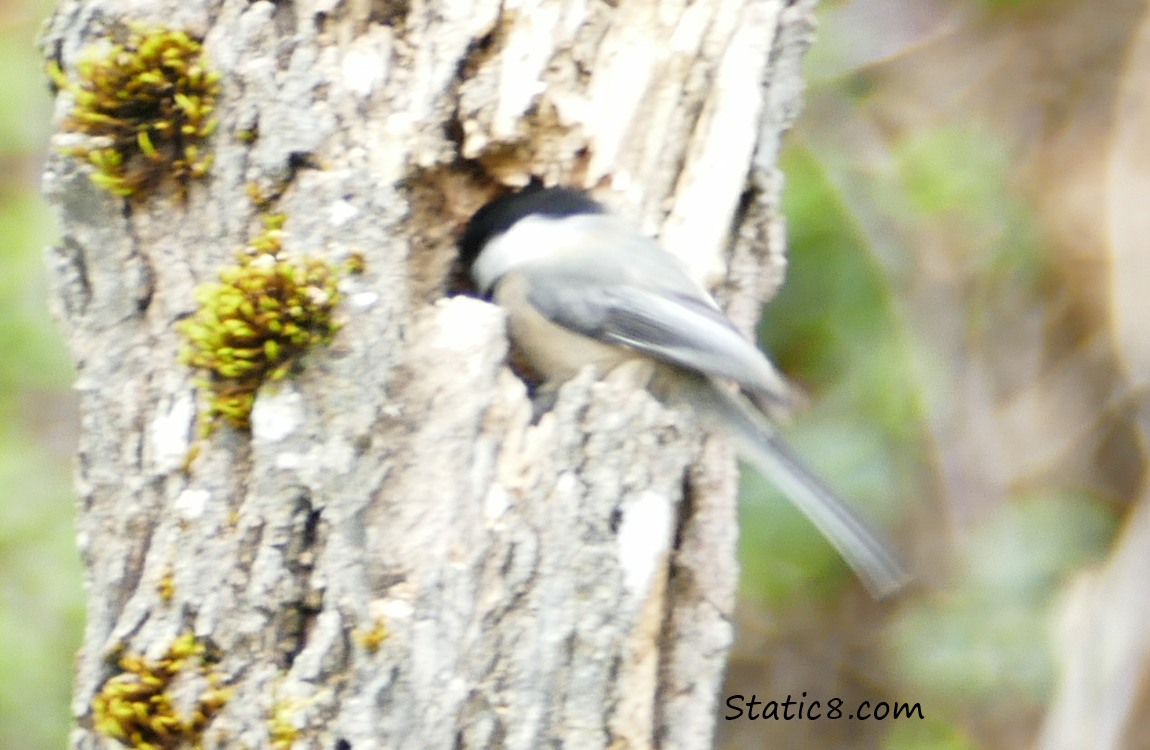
50 24 220 198
352 618 389 653
345 250 367 275
267 679 330 750
92 632 231 749
179 216 342 434
157 566 175 603
267 698 301 750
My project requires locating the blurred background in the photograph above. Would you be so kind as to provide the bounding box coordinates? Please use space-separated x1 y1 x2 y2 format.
0 0 85 747
722 0 1150 748
5 0 1150 748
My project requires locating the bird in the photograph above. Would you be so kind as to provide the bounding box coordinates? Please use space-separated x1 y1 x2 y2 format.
458 184 908 598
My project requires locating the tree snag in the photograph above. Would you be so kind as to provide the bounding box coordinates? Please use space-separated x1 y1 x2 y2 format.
40 0 816 747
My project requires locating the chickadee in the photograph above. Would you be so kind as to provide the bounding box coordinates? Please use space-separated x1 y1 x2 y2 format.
459 185 907 598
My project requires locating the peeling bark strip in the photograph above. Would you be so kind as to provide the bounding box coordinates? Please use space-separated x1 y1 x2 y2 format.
40 0 816 747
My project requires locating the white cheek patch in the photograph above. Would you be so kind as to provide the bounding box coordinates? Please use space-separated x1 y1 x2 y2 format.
471 214 567 294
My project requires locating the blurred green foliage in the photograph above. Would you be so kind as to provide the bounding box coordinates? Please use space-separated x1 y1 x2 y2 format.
0 193 75 394
884 716 980 750
733 84 1117 749
738 143 919 604
0 22 56 155
0 2 86 749
891 126 1044 290
889 491 1116 705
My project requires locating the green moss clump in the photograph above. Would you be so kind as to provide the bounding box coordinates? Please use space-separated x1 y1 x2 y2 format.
92 632 231 749
50 25 220 198
179 216 343 434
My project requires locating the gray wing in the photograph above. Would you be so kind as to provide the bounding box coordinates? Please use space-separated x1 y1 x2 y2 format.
518 218 790 405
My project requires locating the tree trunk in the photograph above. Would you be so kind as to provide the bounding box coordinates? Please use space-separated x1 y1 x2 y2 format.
39 0 815 747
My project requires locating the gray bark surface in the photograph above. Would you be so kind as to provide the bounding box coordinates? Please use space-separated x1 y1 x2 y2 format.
39 0 815 747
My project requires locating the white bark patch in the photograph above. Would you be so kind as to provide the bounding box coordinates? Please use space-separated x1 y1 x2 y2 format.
340 33 390 98
150 390 194 473
274 452 302 470
372 592 415 621
663 1 779 285
252 387 305 442
430 297 508 382
347 291 379 309
494 6 559 139
617 490 675 596
484 485 511 520
327 198 359 227
174 488 211 521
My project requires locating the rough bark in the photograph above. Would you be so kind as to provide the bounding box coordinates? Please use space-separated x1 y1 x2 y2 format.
40 0 815 747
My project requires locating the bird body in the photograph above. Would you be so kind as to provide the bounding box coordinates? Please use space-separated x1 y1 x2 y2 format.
460 186 908 598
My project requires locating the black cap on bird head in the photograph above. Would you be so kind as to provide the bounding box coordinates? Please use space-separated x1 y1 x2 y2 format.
458 185 606 271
